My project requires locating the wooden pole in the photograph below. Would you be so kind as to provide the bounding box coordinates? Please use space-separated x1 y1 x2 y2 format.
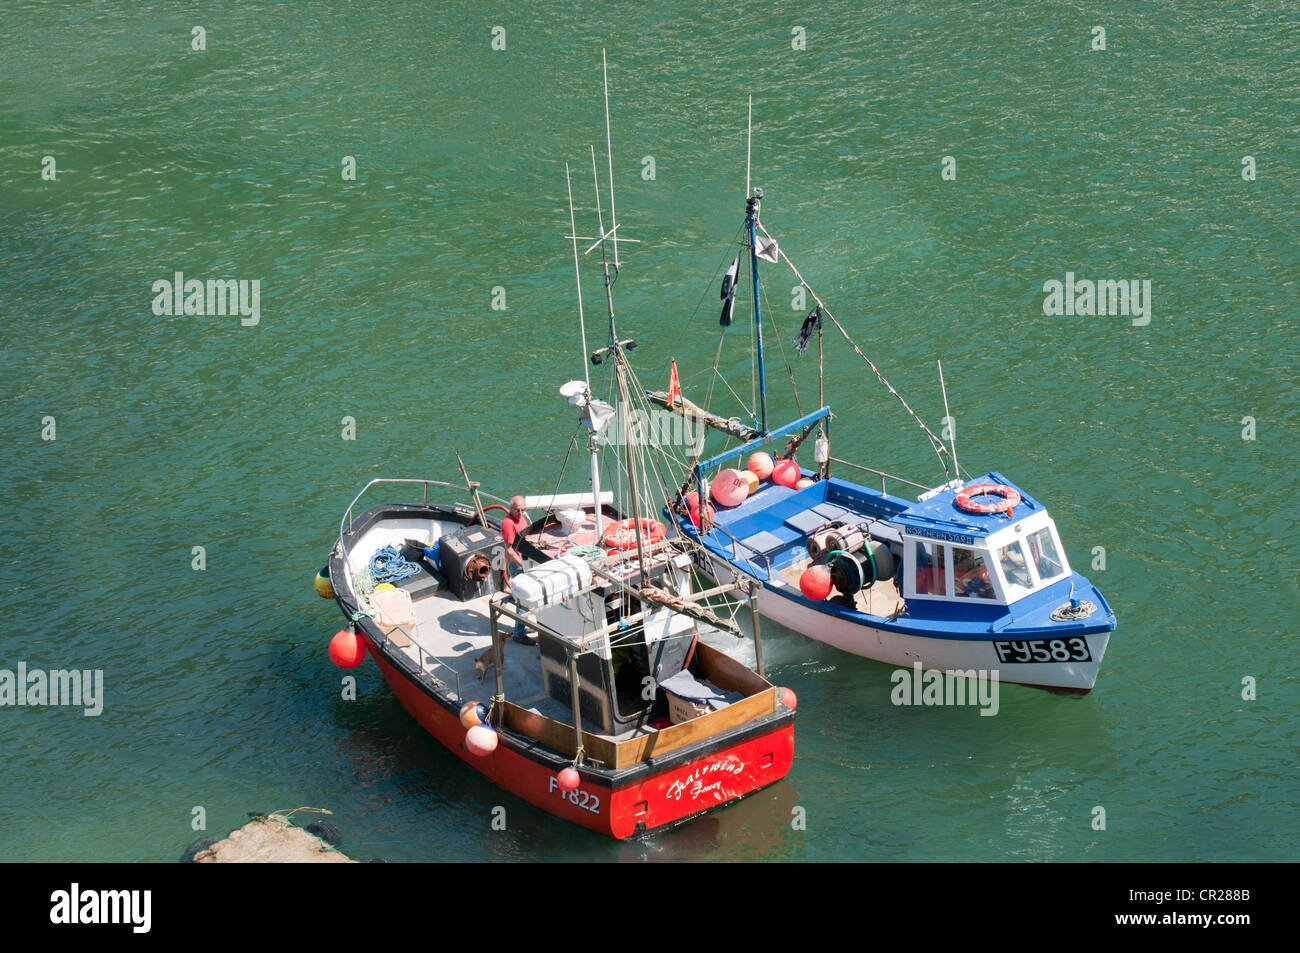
455 450 490 528
749 581 765 678
567 650 584 764
489 602 505 722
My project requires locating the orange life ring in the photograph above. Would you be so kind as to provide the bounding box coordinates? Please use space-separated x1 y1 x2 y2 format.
954 483 1021 519
602 518 667 551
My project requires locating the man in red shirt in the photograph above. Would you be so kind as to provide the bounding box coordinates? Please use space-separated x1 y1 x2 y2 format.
501 496 534 643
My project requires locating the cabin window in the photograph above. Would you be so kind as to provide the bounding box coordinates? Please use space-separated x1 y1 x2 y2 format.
913 541 947 596
951 547 995 600
1026 527 1066 583
996 540 1034 600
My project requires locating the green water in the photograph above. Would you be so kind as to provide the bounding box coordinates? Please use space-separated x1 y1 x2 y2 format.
2 1 1296 862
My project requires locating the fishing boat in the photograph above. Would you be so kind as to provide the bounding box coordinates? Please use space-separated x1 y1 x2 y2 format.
321 476 793 839
655 112 1116 693
315 60 795 839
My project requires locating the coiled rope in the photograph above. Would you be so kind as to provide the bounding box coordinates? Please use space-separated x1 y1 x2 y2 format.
369 545 419 583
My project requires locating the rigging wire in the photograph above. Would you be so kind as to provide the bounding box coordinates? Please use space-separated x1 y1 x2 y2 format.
759 276 802 418
755 220 952 479
682 224 747 338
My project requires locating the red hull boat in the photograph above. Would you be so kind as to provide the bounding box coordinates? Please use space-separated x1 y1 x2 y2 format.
325 489 795 840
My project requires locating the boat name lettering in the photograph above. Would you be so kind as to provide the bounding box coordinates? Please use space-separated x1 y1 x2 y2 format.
908 527 976 545
665 758 746 802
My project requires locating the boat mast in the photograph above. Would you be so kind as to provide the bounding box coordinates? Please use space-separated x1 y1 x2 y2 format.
747 191 768 435
566 163 605 535
745 99 768 435
616 350 651 580
589 119 649 579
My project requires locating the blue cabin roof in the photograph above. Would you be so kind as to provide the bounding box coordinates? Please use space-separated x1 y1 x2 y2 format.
891 472 1045 543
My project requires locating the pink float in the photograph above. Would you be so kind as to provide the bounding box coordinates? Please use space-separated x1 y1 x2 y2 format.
711 468 749 507
465 724 498 756
747 452 774 481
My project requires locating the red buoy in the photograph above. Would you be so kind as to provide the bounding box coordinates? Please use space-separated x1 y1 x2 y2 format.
557 766 581 792
684 491 716 529
772 458 801 488
781 688 798 710
329 628 366 668
799 564 833 601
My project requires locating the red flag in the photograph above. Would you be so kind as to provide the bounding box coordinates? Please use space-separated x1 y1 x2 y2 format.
667 360 681 410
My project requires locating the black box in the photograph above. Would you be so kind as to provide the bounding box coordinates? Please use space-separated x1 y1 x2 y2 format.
438 525 504 601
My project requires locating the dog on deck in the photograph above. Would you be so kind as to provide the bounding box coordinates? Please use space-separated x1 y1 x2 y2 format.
474 646 497 681
474 627 540 680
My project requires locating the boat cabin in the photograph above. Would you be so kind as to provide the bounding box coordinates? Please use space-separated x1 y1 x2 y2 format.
892 474 1071 606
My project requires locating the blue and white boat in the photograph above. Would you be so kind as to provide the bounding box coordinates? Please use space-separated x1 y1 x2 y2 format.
656 178 1116 693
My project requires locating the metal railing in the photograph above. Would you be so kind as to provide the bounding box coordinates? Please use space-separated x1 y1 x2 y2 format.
827 457 931 497
337 477 510 548
693 519 775 582
338 476 510 703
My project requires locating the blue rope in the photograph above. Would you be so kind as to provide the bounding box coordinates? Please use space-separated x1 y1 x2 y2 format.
369 545 419 583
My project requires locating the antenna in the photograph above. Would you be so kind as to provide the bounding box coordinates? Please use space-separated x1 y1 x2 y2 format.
938 359 959 479
602 49 619 270
590 144 616 343
746 94 752 199
565 163 590 387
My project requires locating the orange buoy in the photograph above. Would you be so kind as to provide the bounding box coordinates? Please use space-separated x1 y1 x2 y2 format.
781 688 798 710
557 766 581 792
329 628 366 668
459 701 488 728
747 452 774 481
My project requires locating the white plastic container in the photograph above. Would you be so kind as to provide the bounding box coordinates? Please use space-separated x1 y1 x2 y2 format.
510 553 593 610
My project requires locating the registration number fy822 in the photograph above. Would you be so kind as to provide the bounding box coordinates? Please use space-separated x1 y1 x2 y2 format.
547 775 601 814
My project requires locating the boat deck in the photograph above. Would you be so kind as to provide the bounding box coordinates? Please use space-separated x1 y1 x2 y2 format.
777 554 906 617
373 565 658 745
